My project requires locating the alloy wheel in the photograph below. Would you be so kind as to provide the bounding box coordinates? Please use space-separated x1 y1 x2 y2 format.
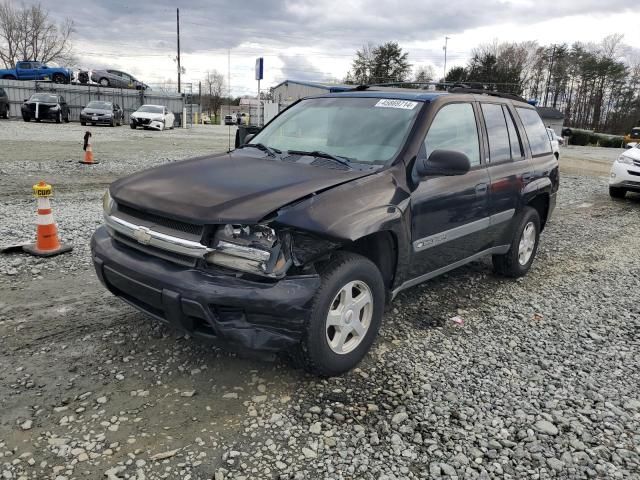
518 221 536 265
325 280 373 355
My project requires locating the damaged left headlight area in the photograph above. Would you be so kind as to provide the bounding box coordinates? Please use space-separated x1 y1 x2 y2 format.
206 224 292 278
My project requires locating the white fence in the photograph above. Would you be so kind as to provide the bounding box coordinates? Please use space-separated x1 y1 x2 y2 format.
0 79 188 124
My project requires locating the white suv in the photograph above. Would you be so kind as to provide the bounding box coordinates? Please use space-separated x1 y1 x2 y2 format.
610 144 640 198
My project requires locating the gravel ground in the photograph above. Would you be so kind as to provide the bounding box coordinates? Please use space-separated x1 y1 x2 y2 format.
0 122 638 480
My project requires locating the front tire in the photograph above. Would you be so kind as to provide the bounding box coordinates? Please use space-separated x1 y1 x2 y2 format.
99 78 110 87
130 123 136 129
1 105 8 119
22 115 30 122
56 111 62 123
493 206 541 278
609 186 626 199
295 252 385 377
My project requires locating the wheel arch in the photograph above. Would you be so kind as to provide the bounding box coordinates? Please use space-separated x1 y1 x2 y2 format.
527 193 550 231
342 230 398 296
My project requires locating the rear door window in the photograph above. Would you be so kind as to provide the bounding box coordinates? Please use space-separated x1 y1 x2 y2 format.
517 107 552 156
424 102 481 166
481 104 510 163
503 106 524 160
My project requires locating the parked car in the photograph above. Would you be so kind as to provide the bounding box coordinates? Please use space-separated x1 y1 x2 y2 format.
224 114 235 125
21 93 70 123
609 144 640 199
91 88 558 376
0 88 9 119
624 127 640 148
0 61 72 83
129 104 174 130
78 69 149 90
80 101 123 127
546 127 562 159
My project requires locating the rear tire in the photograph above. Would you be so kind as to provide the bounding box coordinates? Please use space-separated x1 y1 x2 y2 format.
81 121 86 126
294 252 385 377
609 186 626 199
99 78 110 87
52 73 66 84
22 115 30 122
492 206 541 278
1 105 8 119
130 123 136 129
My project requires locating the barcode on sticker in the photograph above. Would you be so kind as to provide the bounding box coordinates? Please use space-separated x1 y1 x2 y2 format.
374 99 418 110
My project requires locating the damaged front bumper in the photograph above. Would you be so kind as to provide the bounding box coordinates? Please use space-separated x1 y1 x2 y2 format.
91 226 320 352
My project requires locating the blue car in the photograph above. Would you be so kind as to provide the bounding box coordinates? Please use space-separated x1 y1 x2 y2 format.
0 61 72 83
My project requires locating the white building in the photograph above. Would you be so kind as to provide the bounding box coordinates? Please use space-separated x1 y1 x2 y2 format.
271 80 352 109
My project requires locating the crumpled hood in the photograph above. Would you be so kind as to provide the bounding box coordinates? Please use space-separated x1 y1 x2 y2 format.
110 152 373 224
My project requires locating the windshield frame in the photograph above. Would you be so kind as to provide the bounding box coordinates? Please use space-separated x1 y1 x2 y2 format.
86 101 113 110
137 105 164 114
248 95 425 166
29 94 58 103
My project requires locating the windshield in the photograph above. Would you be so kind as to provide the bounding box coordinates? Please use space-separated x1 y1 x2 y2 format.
86 101 112 109
137 105 163 113
29 94 57 103
249 97 422 164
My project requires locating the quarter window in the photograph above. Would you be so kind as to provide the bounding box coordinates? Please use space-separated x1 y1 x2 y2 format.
424 103 481 166
503 106 524 160
516 107 552 156
481 104 511 163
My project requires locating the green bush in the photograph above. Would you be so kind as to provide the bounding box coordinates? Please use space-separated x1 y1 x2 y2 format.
566 129 624 148
597 135 625 148
567 129 593 146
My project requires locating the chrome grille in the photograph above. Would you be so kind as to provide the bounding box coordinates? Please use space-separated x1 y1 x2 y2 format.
116 204 203 236
113 231 197 267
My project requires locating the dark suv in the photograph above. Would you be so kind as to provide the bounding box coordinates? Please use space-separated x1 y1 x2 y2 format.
91 87 559 376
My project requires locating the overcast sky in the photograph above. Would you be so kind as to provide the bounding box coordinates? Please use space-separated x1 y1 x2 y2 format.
37 0 639 96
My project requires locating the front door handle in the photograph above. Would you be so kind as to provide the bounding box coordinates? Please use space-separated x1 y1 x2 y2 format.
522 172 533 182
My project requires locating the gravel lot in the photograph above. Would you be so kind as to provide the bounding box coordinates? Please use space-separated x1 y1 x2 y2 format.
0 121 638 480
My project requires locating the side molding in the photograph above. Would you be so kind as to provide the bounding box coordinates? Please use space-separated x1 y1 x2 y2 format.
392 245 511 299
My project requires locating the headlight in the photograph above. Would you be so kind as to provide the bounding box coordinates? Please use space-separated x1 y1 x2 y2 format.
206 224 291 278
103 190 115 216
617 155 633 165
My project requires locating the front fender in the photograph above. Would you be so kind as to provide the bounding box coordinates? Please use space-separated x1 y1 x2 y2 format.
273 168 410 242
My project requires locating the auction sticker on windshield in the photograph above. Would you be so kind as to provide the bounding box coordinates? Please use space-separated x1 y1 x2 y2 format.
374 99 418 109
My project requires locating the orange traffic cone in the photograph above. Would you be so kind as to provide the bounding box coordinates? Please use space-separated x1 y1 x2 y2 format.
79 131 99 164
23 181 73 257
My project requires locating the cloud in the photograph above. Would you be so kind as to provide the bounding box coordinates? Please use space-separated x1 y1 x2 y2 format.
33 0 637 94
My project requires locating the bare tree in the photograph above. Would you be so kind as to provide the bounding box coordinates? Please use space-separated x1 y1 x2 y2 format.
202 70 225 117
414 64 435 83
0 2 74 69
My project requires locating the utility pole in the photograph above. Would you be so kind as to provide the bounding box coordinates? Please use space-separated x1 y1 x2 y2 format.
443 36 450 80
227 48 231 151
176 8 181 93
543 44 556 107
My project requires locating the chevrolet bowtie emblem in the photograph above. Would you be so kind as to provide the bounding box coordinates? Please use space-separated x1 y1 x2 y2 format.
133 226 152 245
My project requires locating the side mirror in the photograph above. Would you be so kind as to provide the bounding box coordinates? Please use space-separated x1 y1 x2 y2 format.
416 149 471 177
243 133 255 144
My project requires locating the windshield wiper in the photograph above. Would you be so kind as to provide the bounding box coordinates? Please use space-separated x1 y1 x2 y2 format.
287 150 352 168
238 143 281 157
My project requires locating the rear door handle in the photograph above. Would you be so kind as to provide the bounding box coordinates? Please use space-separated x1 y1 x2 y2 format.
475 183 488 195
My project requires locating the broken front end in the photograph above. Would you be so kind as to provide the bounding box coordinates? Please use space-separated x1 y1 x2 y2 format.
91 191 341 352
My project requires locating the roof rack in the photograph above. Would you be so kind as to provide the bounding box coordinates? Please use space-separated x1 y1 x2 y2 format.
447 86 527 103
361 81 527 102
